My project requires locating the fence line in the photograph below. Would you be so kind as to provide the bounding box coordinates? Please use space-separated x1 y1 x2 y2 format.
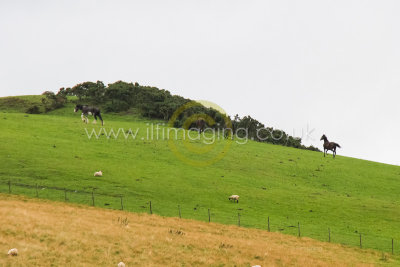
7 180 122 197
0 179 397 255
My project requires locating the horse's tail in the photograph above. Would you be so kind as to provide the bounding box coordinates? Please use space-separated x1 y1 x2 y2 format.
334 142 341 148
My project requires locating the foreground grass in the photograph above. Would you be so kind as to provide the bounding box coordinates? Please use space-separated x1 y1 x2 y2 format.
0 194 397 266
1 97 400 254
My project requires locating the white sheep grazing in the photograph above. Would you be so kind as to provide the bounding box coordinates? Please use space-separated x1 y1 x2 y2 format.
228 195 239 203
7 248 18 256
94 170 103 177
118 262 126 267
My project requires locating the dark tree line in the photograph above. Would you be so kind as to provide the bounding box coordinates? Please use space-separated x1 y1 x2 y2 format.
33 80 320 151
231 114 320 151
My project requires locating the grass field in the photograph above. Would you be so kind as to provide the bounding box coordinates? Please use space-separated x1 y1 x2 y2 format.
1 96 400 255
0 194 397 266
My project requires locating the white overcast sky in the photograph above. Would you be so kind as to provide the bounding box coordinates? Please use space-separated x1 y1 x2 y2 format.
0 0 399 165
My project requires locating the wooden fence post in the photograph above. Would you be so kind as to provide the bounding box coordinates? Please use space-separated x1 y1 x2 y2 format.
35 184 39 197
359 234 362 249
208 209 211 222
238 213 241 227
8 180 11 194
298 222 300 237
392 238 394 254
120 196 123 210
149 201 152 214
268 216 270 232
178 205 181 218
328 228 331 242
91 189 95 206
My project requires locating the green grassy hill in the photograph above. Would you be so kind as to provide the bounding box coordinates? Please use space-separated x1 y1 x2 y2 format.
0 95 45 113
1 96 400 254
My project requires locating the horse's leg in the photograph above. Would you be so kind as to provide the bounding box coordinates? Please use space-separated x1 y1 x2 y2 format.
324 149 326 157
93 114 97 124
97 113 103 126
81 113 86 123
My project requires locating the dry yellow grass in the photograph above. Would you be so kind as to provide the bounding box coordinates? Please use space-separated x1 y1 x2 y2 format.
0 194 396 267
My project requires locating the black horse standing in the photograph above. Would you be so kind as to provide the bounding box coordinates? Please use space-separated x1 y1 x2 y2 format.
74 104 103 126
320 134 341 158
196 118 206 133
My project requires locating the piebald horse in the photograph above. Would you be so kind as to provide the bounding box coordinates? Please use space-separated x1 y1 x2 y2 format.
320 134 341 158
74 104 103 126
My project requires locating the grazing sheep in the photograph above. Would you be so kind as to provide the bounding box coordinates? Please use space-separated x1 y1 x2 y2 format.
118 262 126 267
228 195 239 203
7 248 18 256
94 170 103 177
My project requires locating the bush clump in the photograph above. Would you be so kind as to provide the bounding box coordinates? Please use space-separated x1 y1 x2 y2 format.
25 105 41 114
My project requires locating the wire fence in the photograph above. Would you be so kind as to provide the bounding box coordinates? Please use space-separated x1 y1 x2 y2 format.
0 179 397 257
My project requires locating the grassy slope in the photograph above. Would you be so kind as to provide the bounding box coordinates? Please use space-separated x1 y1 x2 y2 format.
0 95 45 113
1 96 400 254
0 194 396 266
